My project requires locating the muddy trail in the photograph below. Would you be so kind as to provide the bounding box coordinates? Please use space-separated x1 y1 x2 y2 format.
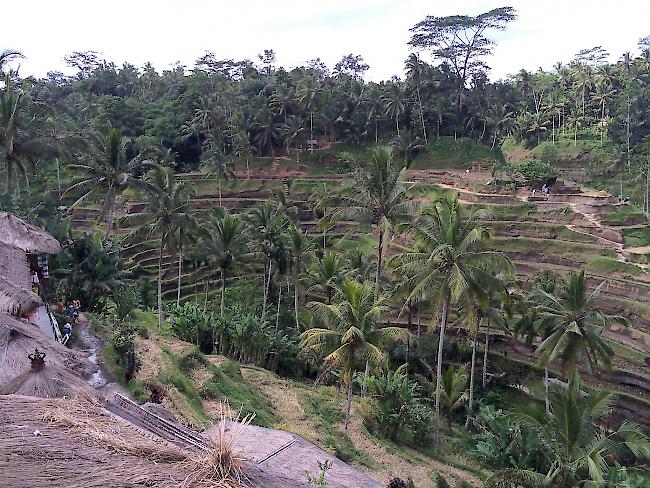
73 314 130 400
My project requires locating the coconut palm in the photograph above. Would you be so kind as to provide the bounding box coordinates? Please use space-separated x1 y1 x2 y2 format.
124 163 195 331
66 126 147 242
392 198 512 438
382 83 407 137
168 213 200 306
319 145 427 300
488 375 650 488
0 50 23 75
405 53 428 143
296 76 321 150
306 251 347 304
199 208 251 317
288 228 313 329
300 278 408 430
281 115 304 159
532 270 627 377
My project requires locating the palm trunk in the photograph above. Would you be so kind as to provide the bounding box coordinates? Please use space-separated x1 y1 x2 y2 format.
374 227 384 300
294 263 300 329
220 268 226 317
310 112 314 153
361 360 370 397
465 329 479 428
416 84 427 143
55 157 61 193
395 114 400 137
344 377 353 430
262 259 270 319
218 179 222 206
176 236 183 306
482 319 490 388
544 367 550 412
434 294 449 441
157 235 165 332
275 281 282 330
103 201 115 243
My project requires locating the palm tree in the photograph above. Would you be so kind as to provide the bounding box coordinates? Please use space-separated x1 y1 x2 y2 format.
288 228 312 329
281 115 304 159
201 151 234 206
199 208 251 317
319 146 426 300
300 278 408 430
532 270 627 377
66 126 146 242
168 214 199 306
405 53 428 143
0 50 23 75
125 163 195 331
488 375 650 488
0 77 26 193
246 202 290 319
438 365 468 435
392 198 511 439
296 76 321 151
382 83 407 137
306 251 347 304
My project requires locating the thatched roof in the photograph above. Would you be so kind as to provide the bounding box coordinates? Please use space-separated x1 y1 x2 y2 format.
0 394 190 488
0 361 93 398
0 313 94 385
0 394 324 488
0 212 61 254
204 421 383 488
0 275 42 316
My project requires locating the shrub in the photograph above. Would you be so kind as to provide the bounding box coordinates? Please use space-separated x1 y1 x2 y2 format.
517 159 557 186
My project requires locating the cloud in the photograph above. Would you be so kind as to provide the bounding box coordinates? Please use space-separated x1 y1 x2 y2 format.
4 1 649 81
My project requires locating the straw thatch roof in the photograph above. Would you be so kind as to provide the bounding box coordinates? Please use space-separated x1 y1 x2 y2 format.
0 212 61 254
204 421 383 488
0 394 322 487
0 312 94 385
0 275 42 316
0 361 93 398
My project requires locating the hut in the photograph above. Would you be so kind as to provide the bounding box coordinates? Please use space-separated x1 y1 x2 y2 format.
0 312 94 385
0 348 93 398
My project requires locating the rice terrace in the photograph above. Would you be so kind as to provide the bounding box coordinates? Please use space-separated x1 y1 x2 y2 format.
1 2 650 487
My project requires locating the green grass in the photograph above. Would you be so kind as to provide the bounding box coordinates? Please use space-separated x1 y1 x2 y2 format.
622 226 650 248
492 236 616 262
487 221 596 243
301 391 375 468
600 207 647 226
411 137 497 169
587 257 646 277
201 361 277 427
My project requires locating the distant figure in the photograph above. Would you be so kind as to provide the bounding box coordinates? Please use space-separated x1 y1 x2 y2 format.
62 322 72 346
623 195 630 202
531 189 536 196
64 304 75 323
542 184 549 195
465 169 470 174
56 299 65 313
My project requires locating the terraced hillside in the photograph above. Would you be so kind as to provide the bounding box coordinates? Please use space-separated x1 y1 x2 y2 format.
70 159 650 424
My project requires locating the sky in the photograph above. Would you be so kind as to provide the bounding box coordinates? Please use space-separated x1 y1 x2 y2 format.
4 0 650 82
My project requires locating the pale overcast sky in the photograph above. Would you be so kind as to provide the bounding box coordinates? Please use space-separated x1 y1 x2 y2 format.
4 0 649 81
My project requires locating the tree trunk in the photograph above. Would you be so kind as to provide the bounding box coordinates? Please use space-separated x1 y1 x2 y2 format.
103 200 115 243
482 319 490 389
310 112 314 153
262 259 270 319
55 158 61 193
416 84 427 143
157 235 165 332
275 281 282 330
465 329 479 428
361 360 370 397
374 227 384 300
294 263 300 329
544 367 550 412
176 234 183 306
434 294 449 442
395 114 400 138
344 377 353 430
220 268 226 317
218 178 222 206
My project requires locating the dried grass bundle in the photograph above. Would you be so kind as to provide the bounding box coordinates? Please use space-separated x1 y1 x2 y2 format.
182 403 255 487
41 394 186 461
0 363 92 398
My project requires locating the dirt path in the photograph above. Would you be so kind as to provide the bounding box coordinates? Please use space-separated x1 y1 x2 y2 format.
73 314 129 400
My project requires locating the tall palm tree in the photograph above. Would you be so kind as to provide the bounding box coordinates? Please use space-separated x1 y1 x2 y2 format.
288 228 313 329
281 115 304 159
532 270 627 377
246 202 290 319
0 50 23 75
199 208 251 317
296 76 321 151
405 53 428 143
168 213 199 306
392 198 511 439
488 375 650 488
300 278 408 430
0 77 26 193
66 126 146 242
382 83 407 137
319 146 426 299
125 163 195 331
